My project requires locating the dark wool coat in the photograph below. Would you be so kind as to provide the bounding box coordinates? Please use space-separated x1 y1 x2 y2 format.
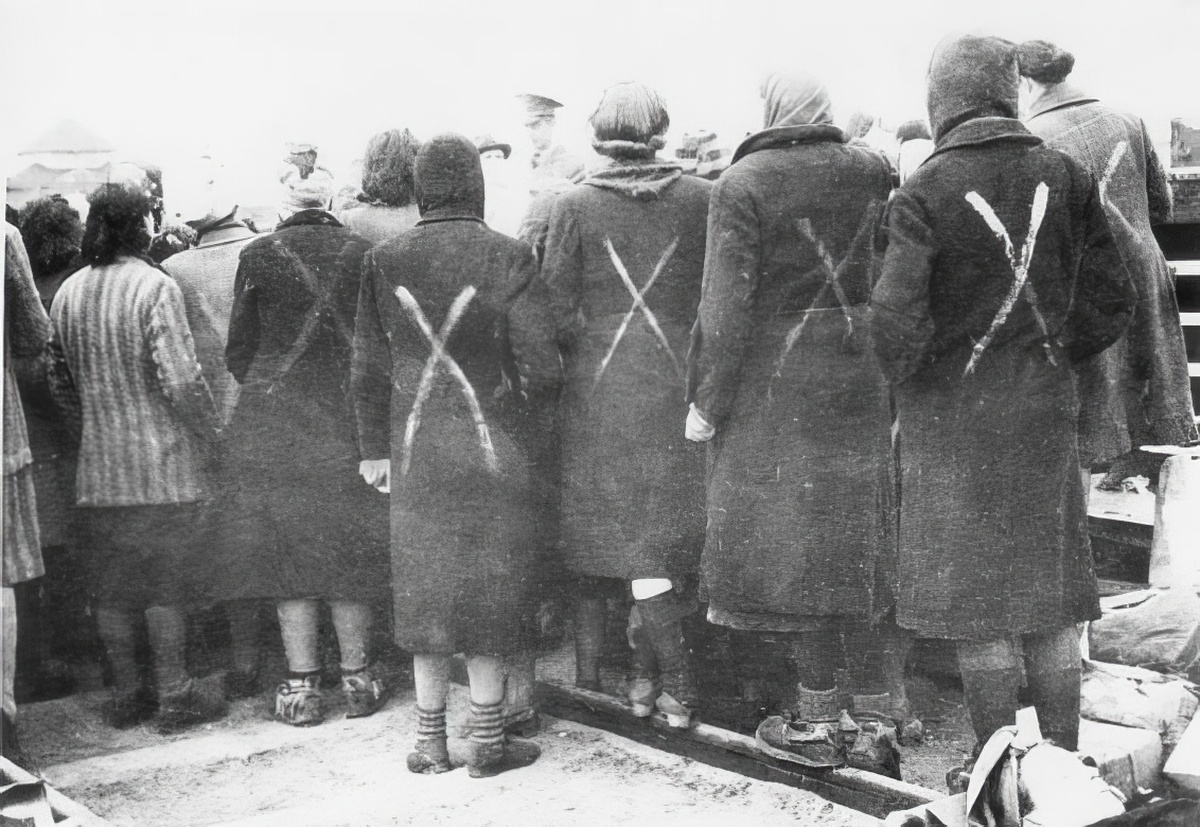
352 134 562 656
218 210 388 602
1025 84 1196 464
541 163 710 582
688 125 896 631
870 112 1135 637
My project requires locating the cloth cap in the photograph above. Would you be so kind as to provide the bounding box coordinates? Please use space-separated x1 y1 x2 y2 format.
475 134 512 159
517 93 563 121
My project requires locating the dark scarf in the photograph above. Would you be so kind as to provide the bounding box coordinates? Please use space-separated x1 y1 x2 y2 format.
583 158 683 200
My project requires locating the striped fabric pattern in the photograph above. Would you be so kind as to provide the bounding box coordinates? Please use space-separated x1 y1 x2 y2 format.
50 256 215 506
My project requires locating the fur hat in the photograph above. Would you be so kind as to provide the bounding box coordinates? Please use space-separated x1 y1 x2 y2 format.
362 129 421 207
415 133 484 221
589 82 670 160
1016 40 1075 84
926 35 1020 142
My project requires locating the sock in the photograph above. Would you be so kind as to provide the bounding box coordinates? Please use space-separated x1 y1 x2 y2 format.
416 705 447 742
958 638 1023 751
573 599 606 689
145 605 189 692
225 601 261 674
1023 625 1082 750
276 599 321 674
95 606 140 690
503 651 536 717
330 601 371 673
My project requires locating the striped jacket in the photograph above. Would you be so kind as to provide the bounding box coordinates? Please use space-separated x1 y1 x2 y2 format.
49 255 218 506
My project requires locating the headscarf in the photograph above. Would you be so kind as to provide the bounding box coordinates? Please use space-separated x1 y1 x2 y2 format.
760 72 834 129
926 35 1020 142
414 133 485 222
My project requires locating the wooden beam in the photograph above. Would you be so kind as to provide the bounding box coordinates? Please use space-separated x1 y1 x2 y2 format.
0 755 112 826
535 680 939 820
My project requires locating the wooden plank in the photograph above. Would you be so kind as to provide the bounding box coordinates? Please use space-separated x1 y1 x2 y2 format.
0 756 112 826
1170 261 1200 277
535 680 939 819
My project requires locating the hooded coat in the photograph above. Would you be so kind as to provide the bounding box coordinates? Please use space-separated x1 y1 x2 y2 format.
1024 84 1196 464
352 134 562 656
687 75 895 631
217 209 388 602
541 148 711 582
869 36 1136 640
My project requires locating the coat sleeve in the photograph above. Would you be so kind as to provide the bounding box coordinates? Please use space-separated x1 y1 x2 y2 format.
146 277 220 439
1142 121 1173 226
1062 180 1136 364
539 194 585 350
868 189 938 384
689 172 763 424
504 244 563 393
225 251 260 384
350 251 393 460
5 226 51 359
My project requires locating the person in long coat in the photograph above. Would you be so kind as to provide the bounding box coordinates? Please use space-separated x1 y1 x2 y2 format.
541 82 709 726
3 221 52 765
686 72 903 728
352 133 562 777
221 197 388 727
869 35 1136 752
48 183 226 734
1017 40 1197 481
340 129 423 246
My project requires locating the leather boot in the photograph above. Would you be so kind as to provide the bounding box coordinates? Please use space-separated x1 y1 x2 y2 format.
626 605 660 717
573 599 606 692
635 591 698 728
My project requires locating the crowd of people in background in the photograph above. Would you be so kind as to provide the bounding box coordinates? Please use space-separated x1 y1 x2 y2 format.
2 33 1195 787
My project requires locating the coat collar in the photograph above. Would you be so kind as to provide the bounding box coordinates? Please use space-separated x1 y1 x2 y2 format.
196 223 256 248
928 117 1042 161
1026 82 1099 120
732 123 847 165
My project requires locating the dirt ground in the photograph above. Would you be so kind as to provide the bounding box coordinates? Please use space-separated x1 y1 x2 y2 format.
23 678 878 827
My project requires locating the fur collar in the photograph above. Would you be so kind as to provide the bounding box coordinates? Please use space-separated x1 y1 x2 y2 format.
582 160 683 199
1025 83 1100 120
732 124 846 165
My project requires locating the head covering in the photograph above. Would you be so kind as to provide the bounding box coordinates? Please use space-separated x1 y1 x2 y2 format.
517 93 563 122
415 133 485 222
588 82 670 160
896 119 932 143
926 35 1020 142
760 72 834 129
281 173 333 215
362 128 421 206
475 134 512 159
1016 40 1076 85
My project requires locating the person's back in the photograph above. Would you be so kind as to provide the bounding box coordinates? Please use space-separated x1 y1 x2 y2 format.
53 256 210 506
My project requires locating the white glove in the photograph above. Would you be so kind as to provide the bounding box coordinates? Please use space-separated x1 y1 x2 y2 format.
685 403 716 443
359 458 391 493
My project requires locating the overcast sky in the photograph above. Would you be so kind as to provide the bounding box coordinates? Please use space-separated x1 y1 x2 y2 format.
2 0 1196 202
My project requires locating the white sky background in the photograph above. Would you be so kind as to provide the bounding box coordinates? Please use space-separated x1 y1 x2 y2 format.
2 0 1197 209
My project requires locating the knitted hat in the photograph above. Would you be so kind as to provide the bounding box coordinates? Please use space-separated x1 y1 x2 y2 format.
1016 40 1075 84
415 133 484 221
926 35 1020 142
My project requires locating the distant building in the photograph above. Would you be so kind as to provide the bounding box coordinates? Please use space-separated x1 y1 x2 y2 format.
6 119 118 216
1172 118 1200 167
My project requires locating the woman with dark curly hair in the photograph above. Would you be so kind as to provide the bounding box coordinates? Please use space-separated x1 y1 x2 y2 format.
47 183 225 733
341 129 422 246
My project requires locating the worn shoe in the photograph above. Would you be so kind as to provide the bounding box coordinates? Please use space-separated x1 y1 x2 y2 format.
341 668 385 719
101 685 158 729
503 709 541 738
467 737 542 778
655 691 698 729
274 674 324 727
755 715 846 768
846 718 902 779
157 676 229 734
407 737 453 774
221 667 261 701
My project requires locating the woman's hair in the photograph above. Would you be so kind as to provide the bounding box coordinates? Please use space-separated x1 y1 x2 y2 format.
895 119 932 143
80 183 152 266
1017 40 1075 84
361 129 421 207
18 194 83 277
589 82 670 156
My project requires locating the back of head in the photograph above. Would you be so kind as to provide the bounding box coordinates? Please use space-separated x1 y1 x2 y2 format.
19 194 82 277
1016 40 1075 85
362 129 421 207
415 133 485 221
589 82 670 160
896 119 932 144
760 72 834 129
80 183 152 267
926 35 1020 142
